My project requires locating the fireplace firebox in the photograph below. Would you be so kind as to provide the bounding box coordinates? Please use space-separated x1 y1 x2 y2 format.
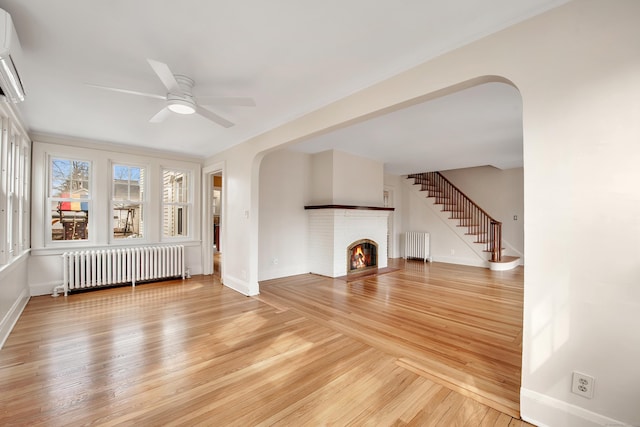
347 239 378 273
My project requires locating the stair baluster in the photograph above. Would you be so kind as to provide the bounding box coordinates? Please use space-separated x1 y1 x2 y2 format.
408 172 502 262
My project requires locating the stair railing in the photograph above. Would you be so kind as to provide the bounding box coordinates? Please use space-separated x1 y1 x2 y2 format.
408 172 502 262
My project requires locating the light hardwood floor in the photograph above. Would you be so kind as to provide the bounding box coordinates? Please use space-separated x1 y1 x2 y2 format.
0 260 530 426
259 259 525 419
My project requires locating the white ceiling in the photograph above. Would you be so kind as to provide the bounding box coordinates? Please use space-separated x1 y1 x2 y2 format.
291 82 523 175
1 0 565 172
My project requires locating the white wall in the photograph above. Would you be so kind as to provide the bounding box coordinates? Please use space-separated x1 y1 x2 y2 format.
259 148 387 281
29 136 203 296
331 150 384 206
310 150 333 205
400 177 484 266
383 174 403 258
258 149 311 281
0 104 31 349
391 167 523 267
309 150 384 206
205 2 640 424
441 166 524 259
0 255 29 349
515 3 640 425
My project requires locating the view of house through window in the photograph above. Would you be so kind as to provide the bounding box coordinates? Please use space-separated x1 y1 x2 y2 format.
113 164 145 239
162 169 190 237
50 158 90 241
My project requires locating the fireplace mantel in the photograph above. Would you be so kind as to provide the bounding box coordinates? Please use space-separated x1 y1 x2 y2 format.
304 204 394 211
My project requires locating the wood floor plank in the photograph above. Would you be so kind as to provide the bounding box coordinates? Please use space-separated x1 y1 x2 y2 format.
258 259 525 418
0 260 531 426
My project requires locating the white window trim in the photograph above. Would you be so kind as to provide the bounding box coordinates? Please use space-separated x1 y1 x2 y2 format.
45 155 94 246
0 112 31 266
161 167 193 242
109 161 148 244
0 116 8 265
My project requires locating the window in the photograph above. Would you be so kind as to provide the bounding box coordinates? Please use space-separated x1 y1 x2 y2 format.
112 164 145 240
7 132 18 255
49 158 91 241
1 115 30 265
162 169 191 238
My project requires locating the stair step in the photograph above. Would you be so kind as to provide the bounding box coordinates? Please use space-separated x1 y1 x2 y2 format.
488 256 520 271
410 172 509 271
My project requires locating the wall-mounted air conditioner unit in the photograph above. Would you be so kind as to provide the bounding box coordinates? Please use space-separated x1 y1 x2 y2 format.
0 8 25 103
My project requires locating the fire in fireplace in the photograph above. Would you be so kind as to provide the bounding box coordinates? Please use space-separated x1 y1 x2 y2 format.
347 239 378 273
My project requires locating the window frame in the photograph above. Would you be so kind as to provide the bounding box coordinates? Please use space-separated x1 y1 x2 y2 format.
46 156 94 245
110 161 147 243
0 113 30 266
161 167 193 241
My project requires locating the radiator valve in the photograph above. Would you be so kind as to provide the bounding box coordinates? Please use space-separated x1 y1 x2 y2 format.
51 284 65 297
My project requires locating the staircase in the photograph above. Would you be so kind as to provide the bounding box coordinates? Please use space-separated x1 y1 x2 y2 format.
407 172 519 270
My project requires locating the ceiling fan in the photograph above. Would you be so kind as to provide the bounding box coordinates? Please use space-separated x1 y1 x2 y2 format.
87 59 255 128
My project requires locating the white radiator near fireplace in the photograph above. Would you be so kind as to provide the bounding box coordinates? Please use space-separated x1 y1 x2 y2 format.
404 232 430 262
60 245 185 296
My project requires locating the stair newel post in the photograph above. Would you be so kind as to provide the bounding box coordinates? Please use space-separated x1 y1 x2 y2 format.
490 221 502 262
486 212 491 252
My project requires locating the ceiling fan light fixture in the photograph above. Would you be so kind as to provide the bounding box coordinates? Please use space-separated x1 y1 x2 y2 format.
167 98 196 115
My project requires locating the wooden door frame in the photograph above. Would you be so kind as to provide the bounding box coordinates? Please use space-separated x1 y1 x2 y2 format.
202 162 224 276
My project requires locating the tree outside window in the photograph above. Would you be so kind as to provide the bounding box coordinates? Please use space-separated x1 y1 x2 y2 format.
112 164 145 239
49 158 91 241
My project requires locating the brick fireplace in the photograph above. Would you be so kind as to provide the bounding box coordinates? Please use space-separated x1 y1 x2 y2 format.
305 205 393 278
348 239 378 273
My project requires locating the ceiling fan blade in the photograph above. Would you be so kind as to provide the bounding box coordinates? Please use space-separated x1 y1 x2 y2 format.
147 59 181 94
86 83 165 100
149 107 173 123
196 106 234 128
196 96 256 107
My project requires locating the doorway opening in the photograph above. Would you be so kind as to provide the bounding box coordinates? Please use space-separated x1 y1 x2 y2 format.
212 173 222 276
203 164 223 278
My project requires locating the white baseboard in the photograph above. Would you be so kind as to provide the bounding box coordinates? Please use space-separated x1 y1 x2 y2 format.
223 275 258 296
520 388 632 427
258 266 309 282
0 288 29 349
30 280 62 296
431 255 488 268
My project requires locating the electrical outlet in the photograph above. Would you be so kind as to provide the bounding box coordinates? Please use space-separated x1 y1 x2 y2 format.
571 372 595 399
